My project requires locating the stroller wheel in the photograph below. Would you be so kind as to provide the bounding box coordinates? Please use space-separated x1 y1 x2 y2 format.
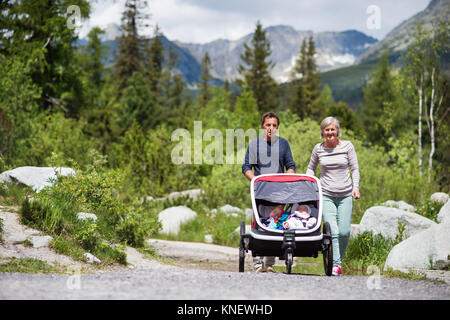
285 250 293 274
239 221 246 272
322 222 333 276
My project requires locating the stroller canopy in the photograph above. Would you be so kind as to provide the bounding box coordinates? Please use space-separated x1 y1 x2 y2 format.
253 175 319 204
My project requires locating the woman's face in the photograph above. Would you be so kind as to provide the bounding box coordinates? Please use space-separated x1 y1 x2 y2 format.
322 123 338 143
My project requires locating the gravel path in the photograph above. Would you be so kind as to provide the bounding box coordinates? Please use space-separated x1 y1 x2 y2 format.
1 264 449 300
1 208 449 300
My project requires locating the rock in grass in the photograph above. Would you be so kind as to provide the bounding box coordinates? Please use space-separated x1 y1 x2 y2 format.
384 222 450 271
77 212 98 222
358 206 436 240
0 166 75 192
204 235 213 243
84 252 101 264
381 200 416 212
158 206 197 235
437 199 450 224
430 192 449 204
30 235 53 248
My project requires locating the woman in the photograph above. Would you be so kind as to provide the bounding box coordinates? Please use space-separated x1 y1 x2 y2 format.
306 116 360 276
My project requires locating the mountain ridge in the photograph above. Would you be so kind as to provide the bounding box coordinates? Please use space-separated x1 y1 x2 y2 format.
83 23 377 84
358 0 449 63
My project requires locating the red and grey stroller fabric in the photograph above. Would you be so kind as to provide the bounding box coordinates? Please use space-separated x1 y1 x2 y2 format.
253 174 320 232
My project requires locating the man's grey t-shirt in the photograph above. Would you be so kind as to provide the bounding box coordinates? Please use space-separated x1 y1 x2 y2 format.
242 136 296 176
306 140 360 197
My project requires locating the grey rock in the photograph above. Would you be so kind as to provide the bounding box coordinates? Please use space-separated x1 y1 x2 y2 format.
0 166 75 192
245 208 253 220
204 235 213 244
158 206 197 235
437 199 450 224
233 224 252 235
382 200 416 212
430 192 449 204
358 206 436 239
210 205 243 218
30 236 53 248
84 252 101 264
77 212 98 222
350 224 360 238
384 222 450 271
148 189 204 202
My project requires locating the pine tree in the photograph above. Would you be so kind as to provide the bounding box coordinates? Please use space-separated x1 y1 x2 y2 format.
288 38 308 118
0 0 90 116
115 0 149 91
200 51 212 108
289 36 324 120
83 27 107 90
237 21 278 112
361 50 397 147
145 25 164 95
304 36 323 119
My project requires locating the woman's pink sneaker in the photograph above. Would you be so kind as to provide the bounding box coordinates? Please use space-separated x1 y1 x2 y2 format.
332 265 342 276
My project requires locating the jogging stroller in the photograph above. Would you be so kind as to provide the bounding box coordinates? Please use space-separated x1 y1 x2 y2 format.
239 173 333 275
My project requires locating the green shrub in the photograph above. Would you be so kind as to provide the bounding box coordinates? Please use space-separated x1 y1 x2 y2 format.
75 222 102 251
116 209 160 248
19 152 161 265
415 199 444 222
343 231 395 272
209 211 241 247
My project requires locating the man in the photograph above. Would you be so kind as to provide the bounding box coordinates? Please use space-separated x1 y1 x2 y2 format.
242 112 296 272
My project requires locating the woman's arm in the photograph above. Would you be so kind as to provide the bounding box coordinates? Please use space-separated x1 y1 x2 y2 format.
348 142 360 199
306 145 319 176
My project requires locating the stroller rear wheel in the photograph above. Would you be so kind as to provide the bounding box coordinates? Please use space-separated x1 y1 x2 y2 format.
239 221 246 272
322 222 333 276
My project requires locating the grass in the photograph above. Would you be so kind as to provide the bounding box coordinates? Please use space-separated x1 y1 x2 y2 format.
153 201 244 248
0 258 65 274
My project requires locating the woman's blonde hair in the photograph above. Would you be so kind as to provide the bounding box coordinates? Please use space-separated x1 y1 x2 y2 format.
320 116 341 138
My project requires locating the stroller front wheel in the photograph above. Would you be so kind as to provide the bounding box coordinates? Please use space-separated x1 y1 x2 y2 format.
285 249 293 274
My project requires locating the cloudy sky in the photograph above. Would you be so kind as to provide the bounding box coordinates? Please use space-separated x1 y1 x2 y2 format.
80 0 431 43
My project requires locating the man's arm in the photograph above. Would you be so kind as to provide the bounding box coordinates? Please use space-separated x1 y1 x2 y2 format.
284 140 296 173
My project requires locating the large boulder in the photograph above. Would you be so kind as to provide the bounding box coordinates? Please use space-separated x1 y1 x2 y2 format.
384 222 450 271
437 199 450 224
358 206 436 240
0 166 75 192
158 206 197 235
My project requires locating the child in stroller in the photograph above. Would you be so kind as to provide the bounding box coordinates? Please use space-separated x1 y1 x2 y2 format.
261 202 317 230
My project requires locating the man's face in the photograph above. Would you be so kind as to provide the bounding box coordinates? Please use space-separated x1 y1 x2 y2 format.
262 117 278 141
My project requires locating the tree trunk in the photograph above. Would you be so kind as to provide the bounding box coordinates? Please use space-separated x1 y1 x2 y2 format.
428 67 436 183
418 73 423 176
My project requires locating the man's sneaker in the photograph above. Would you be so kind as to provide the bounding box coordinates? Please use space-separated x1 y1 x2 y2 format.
264 266 275 273
255 266 264 273
332 265 342 276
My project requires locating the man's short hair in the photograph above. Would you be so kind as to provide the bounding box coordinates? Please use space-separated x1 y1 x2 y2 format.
260 112 280 127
